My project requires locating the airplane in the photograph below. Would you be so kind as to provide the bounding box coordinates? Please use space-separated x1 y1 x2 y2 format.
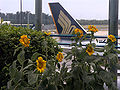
48 2 107 46
48 2 86 36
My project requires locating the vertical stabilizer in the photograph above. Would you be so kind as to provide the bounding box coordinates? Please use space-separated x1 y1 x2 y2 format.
49 3 86 35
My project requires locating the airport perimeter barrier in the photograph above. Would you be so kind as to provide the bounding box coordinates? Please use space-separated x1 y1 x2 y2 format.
50 34 120 48
50 34 120 76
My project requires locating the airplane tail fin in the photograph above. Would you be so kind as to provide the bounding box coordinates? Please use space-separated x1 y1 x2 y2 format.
49 2 86 35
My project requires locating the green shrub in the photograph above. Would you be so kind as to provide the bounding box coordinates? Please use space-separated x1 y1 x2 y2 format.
64 28 119 90
1 24 119 90
7 25 120 90
0 24 61 89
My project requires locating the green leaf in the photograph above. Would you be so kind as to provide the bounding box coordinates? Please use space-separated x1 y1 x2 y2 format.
84 56 97 63
12 60 17 68
116 63 120 69
13 71 22 84
95 48 104 52
7 86 15 90
41 78 48 88
17 49 25 65
31 52 40 61
24 87 34 90
91 43 96 48
42 40 47 48
83 75 95 84
13 46 22 56
93 83 104 90
93 57 103 63
9 62 17 79
71 43 77 46
65 54 72 60
20 80 29 88
113 48 120 54
14 85 24 90
23 64 34 71
99 71 112 84
46 84 56 90
7 80 12 89
28 59 33 64
73 80 82 89
31 52 46 61
62 62 66 69
107 53 118 65
28 72 38 85
108 82 118 90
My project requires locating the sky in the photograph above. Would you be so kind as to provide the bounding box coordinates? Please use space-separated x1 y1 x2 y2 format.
0 0 118 20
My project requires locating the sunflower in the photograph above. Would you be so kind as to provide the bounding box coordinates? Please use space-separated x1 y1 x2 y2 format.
108 35 116 42
44 32 51 36
56 52 64 62
86 45 94 56
74 28 83 38
19 35 30 47
36 57 46 73
88 25 98 32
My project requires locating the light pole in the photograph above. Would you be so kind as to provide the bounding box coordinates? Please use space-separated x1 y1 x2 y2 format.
109 0 119 86
35 0 42 31
20 0 22 26
0 9 1 24
109 0 118 37
27 11 30 28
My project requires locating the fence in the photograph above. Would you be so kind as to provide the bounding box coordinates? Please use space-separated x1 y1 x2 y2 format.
50 34 120 77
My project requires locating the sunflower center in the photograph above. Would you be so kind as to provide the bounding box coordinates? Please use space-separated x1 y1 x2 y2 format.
38 62 43 68
111 37 114 39
88 47 93 52
59 54 63 59
23 38 28 44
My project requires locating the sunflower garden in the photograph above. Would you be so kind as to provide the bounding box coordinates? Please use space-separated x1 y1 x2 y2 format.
0 24 120 90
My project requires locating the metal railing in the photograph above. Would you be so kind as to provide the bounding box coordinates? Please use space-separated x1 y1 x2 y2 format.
50 34 120 48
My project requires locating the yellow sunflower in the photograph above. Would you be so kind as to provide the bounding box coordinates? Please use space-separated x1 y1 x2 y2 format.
56 52 64 62
19 35 30 47
44 32 51 36
36 57 46 73
74 28 83 38
86 45 94 56
88 25 98 32
108 35 116 42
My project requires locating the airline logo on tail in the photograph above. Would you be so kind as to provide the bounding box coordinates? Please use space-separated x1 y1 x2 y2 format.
49 2 86 35
58 10 76 34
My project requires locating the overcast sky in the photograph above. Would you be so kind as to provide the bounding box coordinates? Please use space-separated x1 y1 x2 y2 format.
0 0 118 20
